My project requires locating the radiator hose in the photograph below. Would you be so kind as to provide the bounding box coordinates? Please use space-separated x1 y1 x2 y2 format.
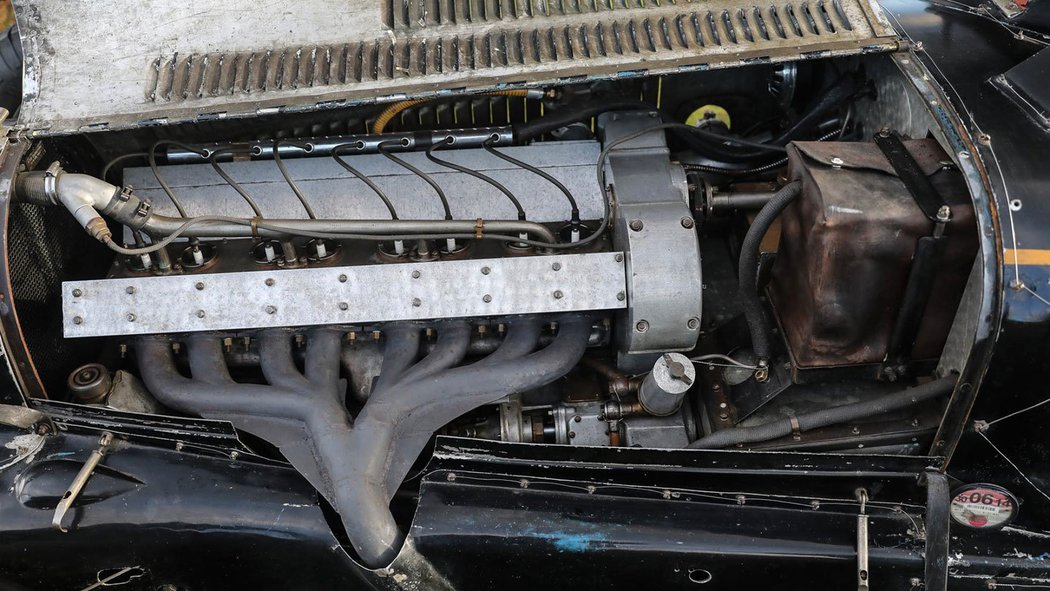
687 376 956 449
738 180 802 367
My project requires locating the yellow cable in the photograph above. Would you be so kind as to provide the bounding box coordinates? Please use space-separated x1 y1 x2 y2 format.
371 90 532 134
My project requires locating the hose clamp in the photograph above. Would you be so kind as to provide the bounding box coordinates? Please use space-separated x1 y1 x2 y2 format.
250 216 261 240
789 415 801 439
474 218 485 240
43 161 63 204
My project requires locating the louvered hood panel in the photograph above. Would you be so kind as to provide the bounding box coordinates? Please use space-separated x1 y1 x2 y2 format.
12 0 898 136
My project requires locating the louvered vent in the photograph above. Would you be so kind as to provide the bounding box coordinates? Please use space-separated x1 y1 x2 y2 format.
146 0 888 105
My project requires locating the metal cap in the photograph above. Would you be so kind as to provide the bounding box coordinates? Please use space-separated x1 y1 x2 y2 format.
67 363 112 404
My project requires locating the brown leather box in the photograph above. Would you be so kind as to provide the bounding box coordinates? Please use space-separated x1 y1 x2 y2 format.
768 139 978 370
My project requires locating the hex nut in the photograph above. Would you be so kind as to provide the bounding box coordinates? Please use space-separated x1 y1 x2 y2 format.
635 320 649 333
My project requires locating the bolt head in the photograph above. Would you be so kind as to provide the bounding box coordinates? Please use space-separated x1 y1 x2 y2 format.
72 288 83 297
125 286 136 294
338 302 349 311
126 313 136 322
265 278 275 287
481 266 491 275
616 291 626 301
681 216 695 229
195 282 205 291
411 270 421 279
482 294 492 303
196 310 206 318
629 219 644 232
338 274 348 283
551 262 562 271
687 317 699 330
412 298 422 307
72 316 83 325
265 305 277 314
614 253 624 263
635 320 649 333
553 290 564 299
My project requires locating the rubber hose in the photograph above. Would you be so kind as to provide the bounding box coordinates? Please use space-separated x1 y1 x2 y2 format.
373 90 531 134
514 99 651 142
738 181 802 363
688 376 956 449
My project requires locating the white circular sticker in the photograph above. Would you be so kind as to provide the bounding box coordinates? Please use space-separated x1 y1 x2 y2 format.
950 485 1017 529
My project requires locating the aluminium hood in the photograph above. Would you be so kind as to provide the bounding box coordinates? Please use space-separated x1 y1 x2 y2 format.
12 0 898 136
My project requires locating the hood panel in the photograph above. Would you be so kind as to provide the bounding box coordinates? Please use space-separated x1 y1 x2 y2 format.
13 0 897 136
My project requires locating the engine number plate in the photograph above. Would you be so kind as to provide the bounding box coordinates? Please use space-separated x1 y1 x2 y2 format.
949 484 1018 529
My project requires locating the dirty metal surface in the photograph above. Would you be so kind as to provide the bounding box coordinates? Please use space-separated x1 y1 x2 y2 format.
13 0 898 135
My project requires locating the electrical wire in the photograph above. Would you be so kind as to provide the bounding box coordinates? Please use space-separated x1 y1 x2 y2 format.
101 152 148 183
208 148 264 217
426 135 527 221
331 142 399 219
148 140 208 217
372 90 532 134
273 139 318 219
690 354 759 370
378 140 453 220
483 137 580 223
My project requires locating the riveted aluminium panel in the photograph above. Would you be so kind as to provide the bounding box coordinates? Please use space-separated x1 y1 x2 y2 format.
62 252 626 337
13 0 898 136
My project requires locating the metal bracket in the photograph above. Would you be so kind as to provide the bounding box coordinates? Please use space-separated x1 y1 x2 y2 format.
874 130 952 370
856 488 870 591
52 432 114 533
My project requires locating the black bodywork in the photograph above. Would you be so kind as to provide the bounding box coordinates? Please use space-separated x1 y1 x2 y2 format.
2 1 1050 589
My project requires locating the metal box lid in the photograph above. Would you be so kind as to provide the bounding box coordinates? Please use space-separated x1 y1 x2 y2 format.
12 0 898 136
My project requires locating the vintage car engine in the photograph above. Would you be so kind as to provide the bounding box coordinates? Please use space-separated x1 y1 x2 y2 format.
4 57 978 568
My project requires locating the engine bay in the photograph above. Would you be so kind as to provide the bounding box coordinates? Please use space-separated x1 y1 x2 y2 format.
3 53 979 567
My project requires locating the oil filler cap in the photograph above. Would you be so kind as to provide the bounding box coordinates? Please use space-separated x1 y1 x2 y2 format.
949 484 1018 529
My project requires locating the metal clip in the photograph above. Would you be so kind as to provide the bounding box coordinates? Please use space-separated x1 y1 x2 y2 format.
42 161 63 204
52 432 114 532
856 488 870 591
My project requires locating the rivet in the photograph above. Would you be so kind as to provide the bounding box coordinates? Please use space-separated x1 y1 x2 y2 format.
616 292 626 301
338 274 348 283
338 302 349 311
195 282 205 291
72 288 83 297
481 266 491 275
265 305 277 314
483 294 492 303
412 298 422 307
265 278 275 287
551 262 562 271
125 286 136 295
614 254 624 263
687 317 700 330
411 270 421 279
553 290 564 299
196 310 206 318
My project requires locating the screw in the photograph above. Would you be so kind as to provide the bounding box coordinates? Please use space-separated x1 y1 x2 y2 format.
552 262 562 271
483 294 492 303
635 320 649 333
568 431 576 439
196 310 206 318
614 254 623 263
125 286 136 294
830 156 845 166
629 219 644 232
265 305 277 314
481 266 491 275
72 288 83 297
411 270 421 279
681 216 695 229
338 274 348 283
230 451 240 461
553 290 564 299
687 317 699 330
412 298 422 307
126 313 136 322
446 472 457 482
811 500 821 510
616 291 626 301
937 205 952 222
736 495 746 505
175 442 184 452
338 302 349 311
265 278 275 287
573 415 582 423
195 282 205 291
